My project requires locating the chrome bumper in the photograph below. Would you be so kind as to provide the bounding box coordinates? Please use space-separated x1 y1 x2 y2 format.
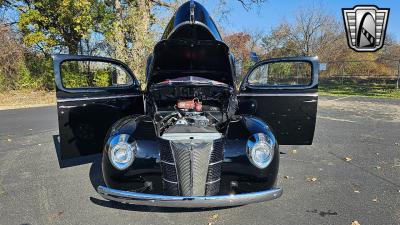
97 186 282 208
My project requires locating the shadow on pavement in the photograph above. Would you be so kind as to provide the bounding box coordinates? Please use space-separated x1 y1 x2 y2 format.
53 134 101 168
89 196 234 213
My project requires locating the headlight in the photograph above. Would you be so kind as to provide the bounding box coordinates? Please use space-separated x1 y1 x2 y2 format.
108 134 136 170
246 133 275 169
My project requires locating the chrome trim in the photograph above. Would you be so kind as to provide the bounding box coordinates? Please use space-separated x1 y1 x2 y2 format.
206 178 220 184
57 94 141 103
162 178 178 184
161 132 222 141
246 133 275 169
107 134 137 170
161 160 175 166
97 186 282 208
167 21 219 40
208 160 222 166
189 0 195 24
304 99 317 103
238 93 318 97
58 105 78 109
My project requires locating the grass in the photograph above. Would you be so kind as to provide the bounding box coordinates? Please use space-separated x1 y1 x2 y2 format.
0 90 56 110
319 86 400 98
319 80 400 99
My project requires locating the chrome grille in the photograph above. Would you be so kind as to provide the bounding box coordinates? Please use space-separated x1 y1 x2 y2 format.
206 139 224 195
159 138 224 196
172 141 212 196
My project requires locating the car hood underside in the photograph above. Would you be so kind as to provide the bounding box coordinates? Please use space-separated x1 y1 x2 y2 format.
148 39 235 86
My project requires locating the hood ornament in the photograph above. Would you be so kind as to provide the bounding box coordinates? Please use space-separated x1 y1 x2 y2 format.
190 0 196 24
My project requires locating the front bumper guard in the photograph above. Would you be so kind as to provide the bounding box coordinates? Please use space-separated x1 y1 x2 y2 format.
97 186 282 208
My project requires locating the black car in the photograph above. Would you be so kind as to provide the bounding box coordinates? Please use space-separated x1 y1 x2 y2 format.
53 1 319 208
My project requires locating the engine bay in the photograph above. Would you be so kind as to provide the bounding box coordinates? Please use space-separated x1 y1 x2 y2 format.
159 111 222 140
147 80 237 139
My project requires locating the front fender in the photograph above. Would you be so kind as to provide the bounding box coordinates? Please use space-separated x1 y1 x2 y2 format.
221 115 280 193
102 115 162 193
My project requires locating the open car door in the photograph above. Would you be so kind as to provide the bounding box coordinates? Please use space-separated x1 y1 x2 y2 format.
238 56 318 145
53 55 144 159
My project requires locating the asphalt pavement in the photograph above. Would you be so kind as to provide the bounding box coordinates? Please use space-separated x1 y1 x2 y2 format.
0 96 399 225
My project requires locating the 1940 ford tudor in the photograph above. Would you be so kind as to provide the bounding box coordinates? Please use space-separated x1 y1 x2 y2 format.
53 1 319 208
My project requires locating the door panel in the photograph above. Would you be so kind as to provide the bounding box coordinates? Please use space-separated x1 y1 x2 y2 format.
238 57 318 145
53 54 144 159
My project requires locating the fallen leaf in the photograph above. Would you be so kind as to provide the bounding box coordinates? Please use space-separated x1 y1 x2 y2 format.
208 213 219 225
210 214 219 220
352 221 361 225
343 157 352 162
307 176 317 182
393 159 400 167
0 183 6 196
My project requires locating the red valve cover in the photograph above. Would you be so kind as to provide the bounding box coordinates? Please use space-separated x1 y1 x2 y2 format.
177 99 202 112
177 99 195 109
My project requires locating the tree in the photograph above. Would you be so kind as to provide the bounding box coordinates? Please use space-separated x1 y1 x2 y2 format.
261 6 341 60
224 32 253 77
14 0 111 55
0 23 25 90
261 23 300 57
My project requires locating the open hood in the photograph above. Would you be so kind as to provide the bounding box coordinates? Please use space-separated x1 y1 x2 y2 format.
148 39 235 86
147 1 235 87
161 1 222 41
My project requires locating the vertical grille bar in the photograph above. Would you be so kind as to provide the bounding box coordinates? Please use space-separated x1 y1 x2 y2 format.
171 142 192 196
159 139 179 195
206 138 224 195
159 138 224 196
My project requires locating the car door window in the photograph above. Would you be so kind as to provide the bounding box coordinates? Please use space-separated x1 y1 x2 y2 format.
247 61 312 87
61 60 133 89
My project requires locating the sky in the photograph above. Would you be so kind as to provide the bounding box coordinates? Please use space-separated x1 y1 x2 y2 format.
199 0 400 41
2 0 398 41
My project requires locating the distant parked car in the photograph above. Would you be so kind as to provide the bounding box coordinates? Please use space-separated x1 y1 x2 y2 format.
52 0 319 208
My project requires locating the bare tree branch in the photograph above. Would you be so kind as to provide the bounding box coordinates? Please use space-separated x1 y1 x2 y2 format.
149 0 172 8
236 0 266 11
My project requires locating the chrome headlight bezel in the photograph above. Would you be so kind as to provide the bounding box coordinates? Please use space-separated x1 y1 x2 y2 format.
246 133 275 169
108 134 136 170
